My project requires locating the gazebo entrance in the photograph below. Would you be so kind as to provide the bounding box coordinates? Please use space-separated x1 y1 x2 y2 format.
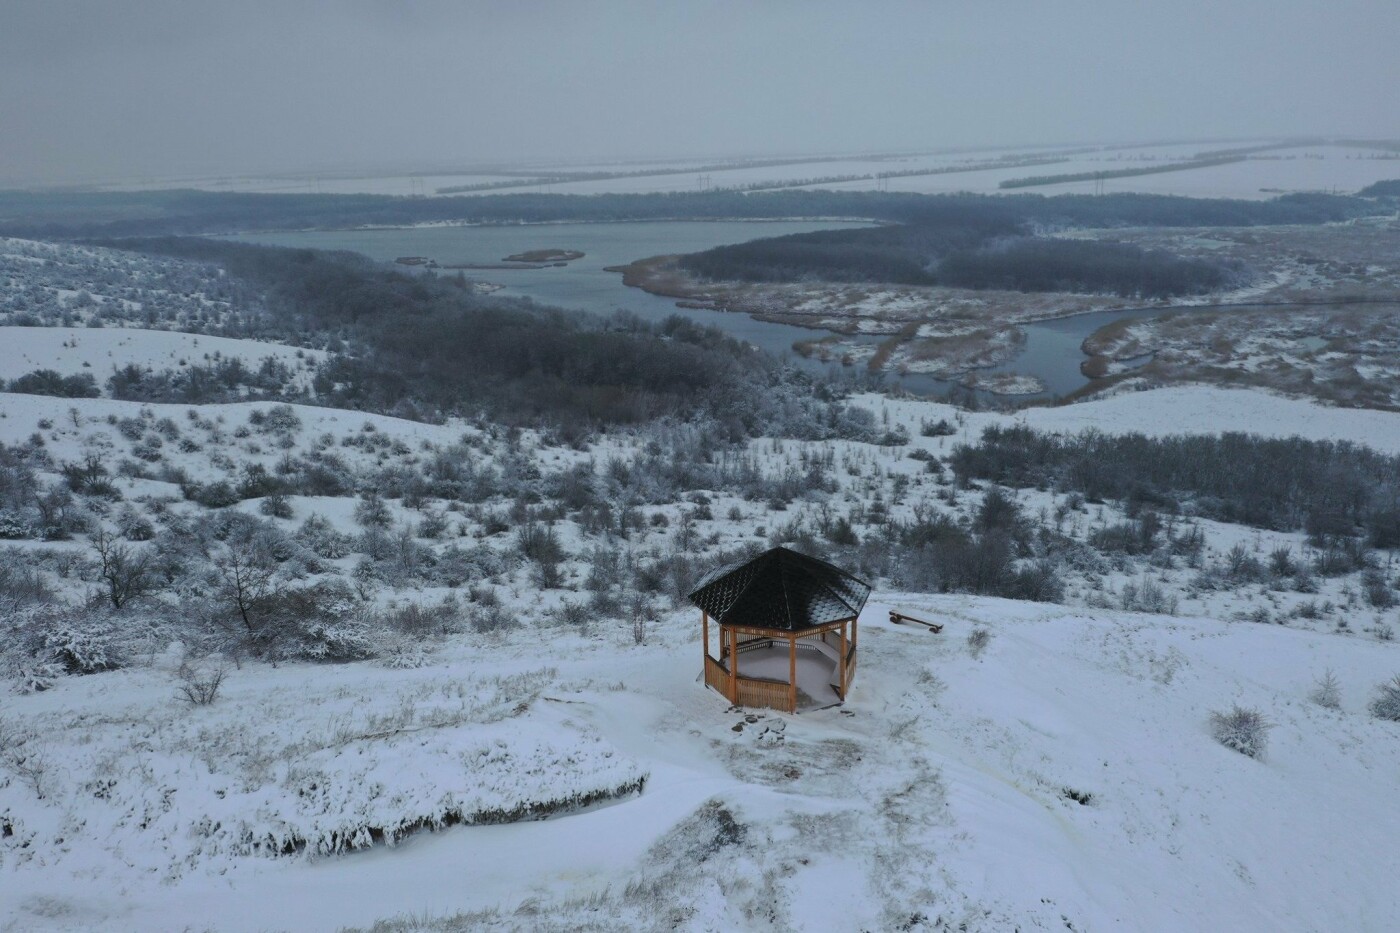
689 546 871 713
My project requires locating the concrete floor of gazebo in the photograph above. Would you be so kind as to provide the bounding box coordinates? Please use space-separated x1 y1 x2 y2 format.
715 644 843 710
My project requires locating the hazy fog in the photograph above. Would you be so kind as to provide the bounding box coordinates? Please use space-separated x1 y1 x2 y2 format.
3 0 1398 185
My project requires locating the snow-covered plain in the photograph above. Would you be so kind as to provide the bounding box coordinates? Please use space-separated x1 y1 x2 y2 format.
71 140 1400 201
1028 148 1400 200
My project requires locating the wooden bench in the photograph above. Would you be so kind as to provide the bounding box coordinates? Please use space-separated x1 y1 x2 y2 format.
888 610 943 633
794 638 844 687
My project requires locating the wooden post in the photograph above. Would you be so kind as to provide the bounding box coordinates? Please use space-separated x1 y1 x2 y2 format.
788 633 797 713
728 627 737 704
701 611 709 671
850 616 858 693
839 620 848 697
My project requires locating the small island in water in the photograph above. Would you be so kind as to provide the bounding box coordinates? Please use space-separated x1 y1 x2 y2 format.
502 248 584 263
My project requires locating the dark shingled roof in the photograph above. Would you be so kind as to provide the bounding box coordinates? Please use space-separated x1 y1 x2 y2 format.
688 546 872 632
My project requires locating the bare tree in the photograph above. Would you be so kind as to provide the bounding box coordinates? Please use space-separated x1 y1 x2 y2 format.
91 528 157 609
212 529 282 651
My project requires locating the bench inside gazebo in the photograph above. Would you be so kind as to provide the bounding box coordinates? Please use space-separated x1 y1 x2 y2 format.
688 546 872 713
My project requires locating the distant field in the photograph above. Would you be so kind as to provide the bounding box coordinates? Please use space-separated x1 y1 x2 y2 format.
66 140 1400 201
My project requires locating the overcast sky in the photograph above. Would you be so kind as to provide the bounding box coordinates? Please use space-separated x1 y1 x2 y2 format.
3 0 1397 185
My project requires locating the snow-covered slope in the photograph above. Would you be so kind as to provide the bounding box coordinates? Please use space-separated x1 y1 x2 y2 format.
3 354 1400 931
4 597 1398 931
0 326 324 386
860 384 1400 455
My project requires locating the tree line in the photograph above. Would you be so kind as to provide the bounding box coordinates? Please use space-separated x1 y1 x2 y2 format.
950 424 1400 545
0 187 1385 239
681 226 1239 298
89 238 869 439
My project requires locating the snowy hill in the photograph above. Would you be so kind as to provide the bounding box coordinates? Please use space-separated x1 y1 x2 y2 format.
3 307 1400 930
4 596 1398 931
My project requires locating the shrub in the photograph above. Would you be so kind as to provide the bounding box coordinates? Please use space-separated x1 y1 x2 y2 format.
1362 569 1396 609
45 622 122 674
0 511 33 540
296 513 352 559
381 596 465 636
1308 669 1342 709
921 418 956 437
353 492 392 530
0 558 56 609
176 659 227 706
967 627 991 659
264 580 375 662
1223 543 1263 582
1209 705 1272 759
1369 675 1400 722
12 661 62 694
1005 559 1064 602
1120 576 1178 615
417 510 449 539
91 530 159 609
185 480 240 509
825 517 859 547
259 404 303 436
8 369 100 398
260 492 294 519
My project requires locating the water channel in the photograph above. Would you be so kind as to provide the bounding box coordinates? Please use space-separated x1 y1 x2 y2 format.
219 221 1277 403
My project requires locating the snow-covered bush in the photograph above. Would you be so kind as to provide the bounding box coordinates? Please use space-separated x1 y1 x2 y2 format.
1369 675 1400 722
0 553 58 612
6 605 159 676
0 510 34 539
296 513 353 559
1120 576 1179 615
264 580 377 662
1209 705 1272 759
116 504 156 541
10 660 62 694
1362 569 1396 608
967 627 991 659
45 624 121 674
259 492 294 519
1308 670 1342 709
251 404 302 436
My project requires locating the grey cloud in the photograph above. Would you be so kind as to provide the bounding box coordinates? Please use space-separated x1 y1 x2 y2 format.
2 0 1397 184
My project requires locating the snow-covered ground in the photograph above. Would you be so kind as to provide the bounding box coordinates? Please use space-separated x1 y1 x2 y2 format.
1 380 1398 930
5 596 1398 931
988 384 1400 454
4 227 1400 932
0 327 324 388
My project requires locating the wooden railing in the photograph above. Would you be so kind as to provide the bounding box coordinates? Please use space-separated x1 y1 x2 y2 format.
705 618 857 713
704 655 729 697
735 676 794 713
735 634 774 651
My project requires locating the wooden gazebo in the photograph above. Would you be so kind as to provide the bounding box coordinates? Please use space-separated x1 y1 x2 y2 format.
689 546 871 713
